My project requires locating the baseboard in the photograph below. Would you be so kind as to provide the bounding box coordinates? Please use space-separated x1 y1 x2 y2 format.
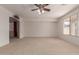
0 41 9 47
25 35 57 38
22 36 58 38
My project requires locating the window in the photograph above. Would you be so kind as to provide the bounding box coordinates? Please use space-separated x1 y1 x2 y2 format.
63 13 79 37
63 18 70 35
70 14 78 36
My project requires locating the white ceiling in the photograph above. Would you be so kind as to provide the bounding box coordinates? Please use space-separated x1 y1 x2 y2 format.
1 4 78 19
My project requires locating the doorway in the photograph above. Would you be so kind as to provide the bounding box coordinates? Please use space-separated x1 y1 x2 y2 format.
9 17 19 42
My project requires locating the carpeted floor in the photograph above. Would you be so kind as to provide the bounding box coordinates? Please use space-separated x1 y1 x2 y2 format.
0 37 79 55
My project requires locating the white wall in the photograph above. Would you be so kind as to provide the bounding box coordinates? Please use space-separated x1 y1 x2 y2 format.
0 5 58 47
24 20 58 37
19 18 25 39
58 6 79 46
0 6 13 47
0 6 26 47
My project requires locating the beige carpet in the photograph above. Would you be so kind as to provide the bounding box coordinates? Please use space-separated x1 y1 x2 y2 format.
0 37 79 55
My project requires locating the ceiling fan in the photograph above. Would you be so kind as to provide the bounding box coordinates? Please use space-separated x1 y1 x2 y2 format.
31 4 50 14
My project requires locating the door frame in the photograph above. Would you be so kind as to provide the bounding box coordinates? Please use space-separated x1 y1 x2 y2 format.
9 17 20 39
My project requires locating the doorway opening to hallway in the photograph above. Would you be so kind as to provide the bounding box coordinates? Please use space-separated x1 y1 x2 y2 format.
9 17 20 42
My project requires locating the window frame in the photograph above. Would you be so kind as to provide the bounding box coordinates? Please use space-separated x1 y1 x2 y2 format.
63 17 71 35
63 13 79 37
70 13 79 37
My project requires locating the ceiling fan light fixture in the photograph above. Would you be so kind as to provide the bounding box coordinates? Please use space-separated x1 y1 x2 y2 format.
37 9 41 14
37 9 45 14
38 12 41 15
42 10 45 14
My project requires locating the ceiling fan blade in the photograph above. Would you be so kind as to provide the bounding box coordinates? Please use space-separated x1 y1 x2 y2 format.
34 4 40 7
31 8 38 11
42 4 49 7
43 8 50 11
